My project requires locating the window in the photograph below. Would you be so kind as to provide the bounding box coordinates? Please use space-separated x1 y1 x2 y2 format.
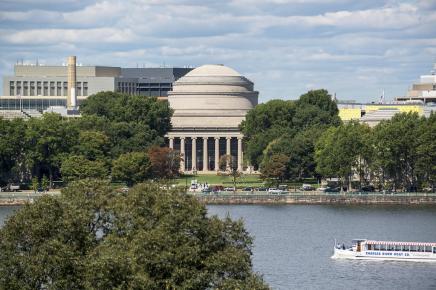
425 246 432 252
30 81 35 95
77 82 82 96
23 81 28 95
37 82 42 95
63 82 68 96
43 82 48 96
49 82 55 96
57 82 62 96
10 86 14 96
433 247 436 254
83 82 88 96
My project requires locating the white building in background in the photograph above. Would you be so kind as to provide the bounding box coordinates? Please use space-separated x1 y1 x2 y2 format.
166 64 259 173
396 63 436 104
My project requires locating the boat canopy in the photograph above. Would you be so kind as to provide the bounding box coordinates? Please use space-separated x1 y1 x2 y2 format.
366 240 436 247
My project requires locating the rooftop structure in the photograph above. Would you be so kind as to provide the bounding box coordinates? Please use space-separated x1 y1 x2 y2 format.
396 63 436 104
1 57 193 112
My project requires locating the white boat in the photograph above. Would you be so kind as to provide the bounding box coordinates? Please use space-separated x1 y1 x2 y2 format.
332 239 436 262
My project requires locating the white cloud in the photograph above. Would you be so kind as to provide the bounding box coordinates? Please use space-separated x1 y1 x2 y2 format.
0 0 435 102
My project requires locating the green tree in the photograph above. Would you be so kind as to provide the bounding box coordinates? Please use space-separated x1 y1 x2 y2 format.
61 155 109 182
240 100 296 169
41 175 49 192
25 113 78 185
31 177 39 193
80 92 172 136
371 113 423 191
315 121 371 190
264 127 323 181
72 130 110 161
294 89 340 128
0 180 269 289
416 113 436 191
112 151 151 186
241 90 341 170
0 118 27 186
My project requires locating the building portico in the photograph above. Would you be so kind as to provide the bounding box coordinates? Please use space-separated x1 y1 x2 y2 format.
167 130 243 173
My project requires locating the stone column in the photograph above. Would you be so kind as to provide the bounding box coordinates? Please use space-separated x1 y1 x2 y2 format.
226 137 231 170
169 137 174 149
180 137 185 172
215 137 220 172
192 137 197 172
237 137 243 172
203 137 208 172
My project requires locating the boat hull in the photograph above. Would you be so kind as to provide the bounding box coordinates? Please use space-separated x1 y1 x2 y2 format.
332 248 436 262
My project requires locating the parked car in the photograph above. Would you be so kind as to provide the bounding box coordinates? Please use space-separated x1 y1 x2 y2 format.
268 188 283 194
256 187 268 192
324 187 340 193
212 185 224 192
243 187 253 192
224 187 235 192
301 184 315 191
202 188 211 194
360 185 375 192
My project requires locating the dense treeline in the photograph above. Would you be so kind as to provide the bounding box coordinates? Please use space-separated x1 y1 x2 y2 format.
315 113 436 192
241 89 340 181
0 92 178 188
0 180 269 289
242 90 435 192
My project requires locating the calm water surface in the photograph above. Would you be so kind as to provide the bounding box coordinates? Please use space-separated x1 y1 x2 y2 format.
1 205 436 289
208 205 436 290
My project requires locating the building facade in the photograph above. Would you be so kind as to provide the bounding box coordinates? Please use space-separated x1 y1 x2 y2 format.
1 60 192 111
396 63 436 104
166 65 258 173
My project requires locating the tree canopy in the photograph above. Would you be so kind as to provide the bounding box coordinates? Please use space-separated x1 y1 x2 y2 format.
0 92 177 187
241 89 341 176
0 180 268 289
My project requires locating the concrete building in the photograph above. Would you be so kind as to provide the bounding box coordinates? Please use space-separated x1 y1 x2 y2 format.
338 102 435 127
1 58 192 111
396 63 436 104
166 64 258 173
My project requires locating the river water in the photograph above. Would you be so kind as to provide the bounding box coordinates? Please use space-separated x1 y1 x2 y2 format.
208 205 436 290
1 205 436 289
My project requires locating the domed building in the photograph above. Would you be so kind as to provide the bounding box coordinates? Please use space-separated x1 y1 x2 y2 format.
166 64 258 173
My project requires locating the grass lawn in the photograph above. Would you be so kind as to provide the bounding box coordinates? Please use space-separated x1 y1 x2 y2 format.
173 174 264 188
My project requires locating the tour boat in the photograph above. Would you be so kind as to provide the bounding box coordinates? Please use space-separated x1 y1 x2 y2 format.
332 239 436 262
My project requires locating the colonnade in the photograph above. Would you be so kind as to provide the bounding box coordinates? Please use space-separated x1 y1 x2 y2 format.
168 136 243 173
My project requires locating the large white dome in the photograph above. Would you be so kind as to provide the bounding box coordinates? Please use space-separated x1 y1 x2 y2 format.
184 64 241 77
168 64 258 129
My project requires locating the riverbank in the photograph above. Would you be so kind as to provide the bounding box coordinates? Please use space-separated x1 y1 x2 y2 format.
1 191 436 206
194 193 436 205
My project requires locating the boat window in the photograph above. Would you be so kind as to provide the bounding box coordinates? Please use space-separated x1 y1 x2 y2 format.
395 245 402 251
410 246 417 252
425 246 432 252
403 245 409 251
367 244 372 250
374 244 380 250
433 247 436 254
380 244 386 251
418 246 425 252
388 245 395 251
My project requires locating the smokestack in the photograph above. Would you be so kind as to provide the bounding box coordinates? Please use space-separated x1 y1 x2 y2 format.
67 56 77 109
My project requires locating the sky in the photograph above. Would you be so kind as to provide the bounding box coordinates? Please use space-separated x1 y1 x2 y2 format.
0 0 435 103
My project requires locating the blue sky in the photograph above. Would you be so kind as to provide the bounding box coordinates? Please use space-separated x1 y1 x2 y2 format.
0 0 435 103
